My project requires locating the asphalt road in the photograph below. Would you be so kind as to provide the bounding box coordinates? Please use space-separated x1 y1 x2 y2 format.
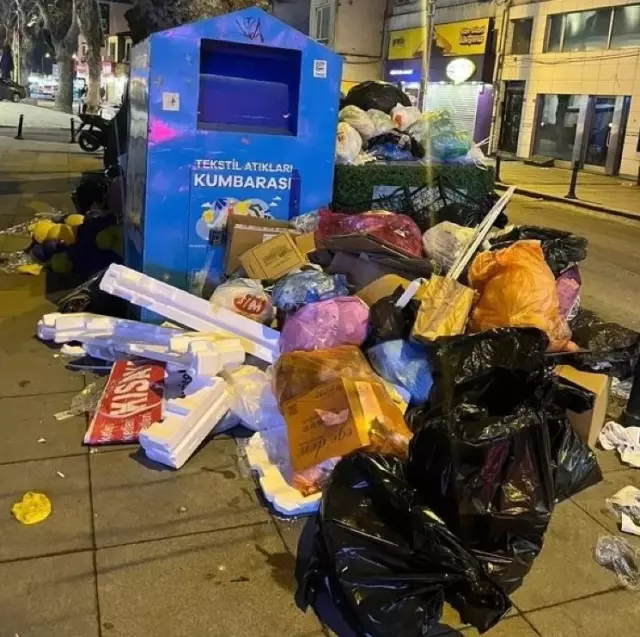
507 194 640 331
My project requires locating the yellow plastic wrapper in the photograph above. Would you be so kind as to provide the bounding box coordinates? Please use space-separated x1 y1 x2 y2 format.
411 275 474 342
469 240 572 352
274 346 413 463
11 492 52 525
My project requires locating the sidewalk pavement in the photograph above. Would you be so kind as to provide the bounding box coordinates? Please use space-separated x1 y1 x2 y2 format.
496 160 640 220
1 142 640 637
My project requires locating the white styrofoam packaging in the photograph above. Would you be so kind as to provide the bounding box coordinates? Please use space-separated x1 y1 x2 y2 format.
99 264 279 362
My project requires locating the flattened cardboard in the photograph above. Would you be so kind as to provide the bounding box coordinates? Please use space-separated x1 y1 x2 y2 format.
239 232 306 281
556 364 611 449
282 378 373 472
357 275 411 307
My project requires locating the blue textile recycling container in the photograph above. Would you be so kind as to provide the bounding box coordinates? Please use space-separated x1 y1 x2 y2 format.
124 7 342 297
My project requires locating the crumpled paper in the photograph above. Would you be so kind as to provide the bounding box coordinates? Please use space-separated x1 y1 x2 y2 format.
599 421 640 468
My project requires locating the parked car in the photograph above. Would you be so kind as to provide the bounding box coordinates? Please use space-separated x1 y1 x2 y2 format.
0 78 27 102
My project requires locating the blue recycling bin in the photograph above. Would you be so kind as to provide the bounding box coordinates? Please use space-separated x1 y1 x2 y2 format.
124 8 342 296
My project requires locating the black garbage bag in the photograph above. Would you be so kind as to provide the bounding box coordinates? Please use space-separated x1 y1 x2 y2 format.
407 395 556 595
548 410 602 503
489 226 587 276
300 453 511 637
559 322 640 379
365 130 425 160
365 286 419 347
343 80 412 114
423 327 550 411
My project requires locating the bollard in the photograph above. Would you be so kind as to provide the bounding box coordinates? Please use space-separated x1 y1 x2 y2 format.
495 154 502 183
621 361 640 427
15 114 24 140
565 161 579 199
69 118 76 143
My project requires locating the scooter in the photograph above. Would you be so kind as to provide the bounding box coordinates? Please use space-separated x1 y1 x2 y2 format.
77 113 112 153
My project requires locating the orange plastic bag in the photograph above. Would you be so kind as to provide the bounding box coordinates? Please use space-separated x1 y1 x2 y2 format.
469 240 571 351
274 346 412 460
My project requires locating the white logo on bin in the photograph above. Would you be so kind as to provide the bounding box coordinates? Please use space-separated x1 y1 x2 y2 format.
162 92 180 111
313 60 327 79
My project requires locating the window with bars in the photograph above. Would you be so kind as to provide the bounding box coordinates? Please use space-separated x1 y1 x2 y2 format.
543 4 640 53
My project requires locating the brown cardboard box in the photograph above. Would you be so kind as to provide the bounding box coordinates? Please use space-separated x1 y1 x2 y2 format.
357 275 411 307
556 365 611 449
226 214 299 275
239 232 307 280
294 232 317 255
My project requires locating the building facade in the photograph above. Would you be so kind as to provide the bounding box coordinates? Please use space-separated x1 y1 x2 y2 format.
309 0 387 92
497 0 640 177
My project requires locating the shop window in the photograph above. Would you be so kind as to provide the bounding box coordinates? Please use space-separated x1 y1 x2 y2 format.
611 5 640 49
545 14 564 52
511 18 533 54
533 94 581 161
108 41 117 62
313 3 334 45
563 8 612 52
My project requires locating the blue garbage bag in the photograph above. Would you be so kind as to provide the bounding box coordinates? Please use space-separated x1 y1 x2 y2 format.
367 339 433 405
272 269 350 313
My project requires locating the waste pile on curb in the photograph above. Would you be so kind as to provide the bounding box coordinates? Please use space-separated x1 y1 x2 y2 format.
32 175 640 634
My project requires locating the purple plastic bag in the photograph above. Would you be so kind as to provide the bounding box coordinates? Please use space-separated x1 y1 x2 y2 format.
280 296 370 353
556 265 582 320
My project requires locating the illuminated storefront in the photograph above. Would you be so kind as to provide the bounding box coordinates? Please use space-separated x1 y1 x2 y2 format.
385 18 495 143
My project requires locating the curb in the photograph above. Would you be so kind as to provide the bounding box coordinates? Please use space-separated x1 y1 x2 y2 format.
496 182 640 222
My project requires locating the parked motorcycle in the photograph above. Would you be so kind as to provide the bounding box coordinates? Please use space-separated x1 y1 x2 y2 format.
77 113 112 153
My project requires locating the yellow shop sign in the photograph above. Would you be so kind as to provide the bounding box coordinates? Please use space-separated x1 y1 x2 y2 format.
388 18 490 60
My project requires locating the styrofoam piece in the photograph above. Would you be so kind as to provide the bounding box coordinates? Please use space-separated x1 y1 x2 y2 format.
60 343 86 357
245 433 321 517
140 377 231 469
37 312 182 344
99 264 279 362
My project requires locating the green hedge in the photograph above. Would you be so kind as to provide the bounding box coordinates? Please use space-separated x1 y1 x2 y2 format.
332 162 495 211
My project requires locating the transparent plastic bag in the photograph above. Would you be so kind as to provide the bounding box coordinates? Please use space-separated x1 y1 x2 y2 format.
210 279 275 325
391 103 421 131
422 221 481 274
336 122 363 164
0 251 42 275
53 382 104 420
272 269 349 313
291 212 320 234
595 536 640 590
339 105 376 141
367 108 395 135
221 365 285 432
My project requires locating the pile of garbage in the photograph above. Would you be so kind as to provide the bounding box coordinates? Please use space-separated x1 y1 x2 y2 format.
33 184 640 635
337 81 480 166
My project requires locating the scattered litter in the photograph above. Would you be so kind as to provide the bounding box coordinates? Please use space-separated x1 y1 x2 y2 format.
612 377 633 400
56 471 66 479
599 421 640 468
606 486 640 536
595 536 640 590
177 506 187 514
54 382 103 421
37 437 47 444
11 492 52 525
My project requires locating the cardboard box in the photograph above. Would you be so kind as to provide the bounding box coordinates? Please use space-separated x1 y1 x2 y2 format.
239 232 307 280
226 214 298 275
357 274 411 307
282 378 379 472
556 365 611 449
294 232 316 255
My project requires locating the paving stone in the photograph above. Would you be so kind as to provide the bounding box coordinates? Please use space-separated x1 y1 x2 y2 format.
594 447 627 474
429 616 538 636
0 306 85 397
511 500 620 612
91 438 270 547
0 392 87 463
274 515 310 557
0 455 93 561
0 551 99 637
0 193 23 216
526 589 639 637
571 468 640 542
96 522 323 637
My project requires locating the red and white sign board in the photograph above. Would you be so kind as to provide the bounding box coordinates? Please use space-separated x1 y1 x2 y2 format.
84 359 165 445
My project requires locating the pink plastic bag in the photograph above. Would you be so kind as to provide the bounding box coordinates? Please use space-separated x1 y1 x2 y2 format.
317 209 424 258
280 296 370 353
556 265 582 320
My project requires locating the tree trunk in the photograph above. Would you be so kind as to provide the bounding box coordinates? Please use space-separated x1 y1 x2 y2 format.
18 31 36 89
55 51 74 113
77 0 103 113
87 60 100 112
